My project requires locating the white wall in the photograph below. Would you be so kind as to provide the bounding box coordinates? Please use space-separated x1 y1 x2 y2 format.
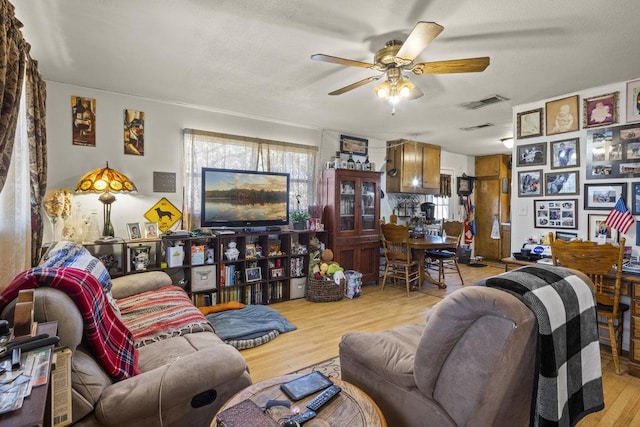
510 79 638 255
45 81 477 240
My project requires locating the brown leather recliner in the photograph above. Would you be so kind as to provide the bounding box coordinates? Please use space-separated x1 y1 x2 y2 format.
339 286 537 427
1 271 252 426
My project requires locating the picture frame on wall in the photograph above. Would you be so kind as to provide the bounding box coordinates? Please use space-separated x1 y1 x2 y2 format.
340 134 368 155
632 182 640 215
583 92 618 128
583 183 627 210
550 138 579 169
517 170 542 197
516 142 546 167
588 214 618 242
516 108 543 139
546 95 580 135
534 199 577 229
626 79 640 123
545 171 579 196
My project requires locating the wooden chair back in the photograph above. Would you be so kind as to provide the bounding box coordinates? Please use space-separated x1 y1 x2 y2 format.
381 223 412 263
551 238 625 313
442 221 464 245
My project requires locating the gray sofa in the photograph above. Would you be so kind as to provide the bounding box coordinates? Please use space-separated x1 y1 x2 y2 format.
339 286 537 427
1 270 252 426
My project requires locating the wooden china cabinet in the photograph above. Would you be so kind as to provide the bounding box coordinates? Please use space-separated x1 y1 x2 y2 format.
320 169 382 284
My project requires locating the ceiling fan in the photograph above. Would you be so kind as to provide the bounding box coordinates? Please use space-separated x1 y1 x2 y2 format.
311 21 490 111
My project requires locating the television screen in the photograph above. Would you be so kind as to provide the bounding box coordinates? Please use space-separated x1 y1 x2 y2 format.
201 168 290 228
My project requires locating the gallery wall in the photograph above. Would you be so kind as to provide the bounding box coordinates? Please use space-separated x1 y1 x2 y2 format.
510 78 640 255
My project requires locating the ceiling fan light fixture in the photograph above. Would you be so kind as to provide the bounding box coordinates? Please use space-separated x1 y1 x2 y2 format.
397 78 415 98
375 81 391 99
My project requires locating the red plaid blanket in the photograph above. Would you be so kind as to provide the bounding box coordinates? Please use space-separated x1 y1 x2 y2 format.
0 267 139 381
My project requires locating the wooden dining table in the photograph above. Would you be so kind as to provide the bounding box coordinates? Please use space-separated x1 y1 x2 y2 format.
408 235 459 289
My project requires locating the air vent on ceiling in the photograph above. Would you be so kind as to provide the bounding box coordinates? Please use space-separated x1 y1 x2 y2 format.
461 95 509 110
460 123 495 131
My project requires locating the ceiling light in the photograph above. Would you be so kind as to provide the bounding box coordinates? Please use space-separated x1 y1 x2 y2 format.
501 137 514 149
75 162 137 237
375 81 391 98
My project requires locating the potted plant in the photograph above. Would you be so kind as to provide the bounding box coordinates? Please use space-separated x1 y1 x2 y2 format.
290 211 311 230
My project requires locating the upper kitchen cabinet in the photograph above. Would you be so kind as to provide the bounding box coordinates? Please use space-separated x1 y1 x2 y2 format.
386 139 441 194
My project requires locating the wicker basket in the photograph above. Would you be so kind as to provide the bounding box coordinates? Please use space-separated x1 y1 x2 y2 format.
306 277 345 302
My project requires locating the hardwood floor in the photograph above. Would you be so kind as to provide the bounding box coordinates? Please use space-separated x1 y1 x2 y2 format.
241 262 640 426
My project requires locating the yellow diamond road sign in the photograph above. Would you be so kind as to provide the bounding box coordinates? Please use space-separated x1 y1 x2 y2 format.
144 197 182 233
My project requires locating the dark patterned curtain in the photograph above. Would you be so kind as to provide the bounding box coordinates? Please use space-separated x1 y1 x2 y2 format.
0 0 27 193
438 174 452 197
26 58 47 265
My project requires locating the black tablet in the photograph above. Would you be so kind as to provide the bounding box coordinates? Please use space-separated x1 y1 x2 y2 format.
280 371 333 401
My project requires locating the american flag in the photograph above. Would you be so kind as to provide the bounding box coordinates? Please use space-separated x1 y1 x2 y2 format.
604 197 635 234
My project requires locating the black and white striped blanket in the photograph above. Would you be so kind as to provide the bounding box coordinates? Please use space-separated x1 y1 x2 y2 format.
485 264 604 427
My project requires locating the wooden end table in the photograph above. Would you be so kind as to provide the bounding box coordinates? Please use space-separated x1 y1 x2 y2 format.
213 374 386 426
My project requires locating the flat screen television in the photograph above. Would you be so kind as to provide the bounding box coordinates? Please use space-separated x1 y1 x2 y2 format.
201 168 290 229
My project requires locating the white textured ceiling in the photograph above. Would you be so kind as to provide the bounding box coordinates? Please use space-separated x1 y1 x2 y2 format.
13 0 640 156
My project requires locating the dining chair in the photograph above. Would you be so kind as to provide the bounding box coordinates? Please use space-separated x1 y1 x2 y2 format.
380 223 421 296
550 237 627 374
424 221 465 286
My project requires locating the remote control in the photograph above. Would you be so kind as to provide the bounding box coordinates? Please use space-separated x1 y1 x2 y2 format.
306 384 341 411
287 410 316 425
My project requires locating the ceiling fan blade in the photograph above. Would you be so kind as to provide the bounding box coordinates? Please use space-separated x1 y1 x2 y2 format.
329 76 380 95
395 22 444 65
311 54 375 69
411 57 490 74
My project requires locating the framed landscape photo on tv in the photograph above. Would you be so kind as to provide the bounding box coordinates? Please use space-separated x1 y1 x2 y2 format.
534 199 577 229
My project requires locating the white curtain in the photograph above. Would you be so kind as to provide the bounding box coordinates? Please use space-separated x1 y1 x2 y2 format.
183 129 317 229
0 91 30 289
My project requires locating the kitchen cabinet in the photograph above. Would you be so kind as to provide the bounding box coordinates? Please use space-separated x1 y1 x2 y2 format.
386 139 441 194
474 154 511 260
320 168 382 284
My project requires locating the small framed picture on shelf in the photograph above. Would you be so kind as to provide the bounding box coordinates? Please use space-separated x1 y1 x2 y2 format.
127 222 142 240
245 243 256 259
245 267 262 283
588 214 618 242
271 267 284 278
143 222 158 238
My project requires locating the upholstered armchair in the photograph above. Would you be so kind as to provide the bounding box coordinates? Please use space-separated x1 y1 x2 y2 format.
339 286 537 427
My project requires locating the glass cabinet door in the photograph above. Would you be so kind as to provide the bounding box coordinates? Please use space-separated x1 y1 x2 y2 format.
361 180 377 231
339 179 356 231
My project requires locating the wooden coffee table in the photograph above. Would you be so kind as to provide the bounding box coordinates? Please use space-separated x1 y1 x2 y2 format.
214 374 386 426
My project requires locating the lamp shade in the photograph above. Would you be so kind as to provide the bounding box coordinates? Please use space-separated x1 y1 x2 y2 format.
75 162 137 193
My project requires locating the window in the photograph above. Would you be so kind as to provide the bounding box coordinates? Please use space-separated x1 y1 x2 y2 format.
183 129 317 229
432 195 450 220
